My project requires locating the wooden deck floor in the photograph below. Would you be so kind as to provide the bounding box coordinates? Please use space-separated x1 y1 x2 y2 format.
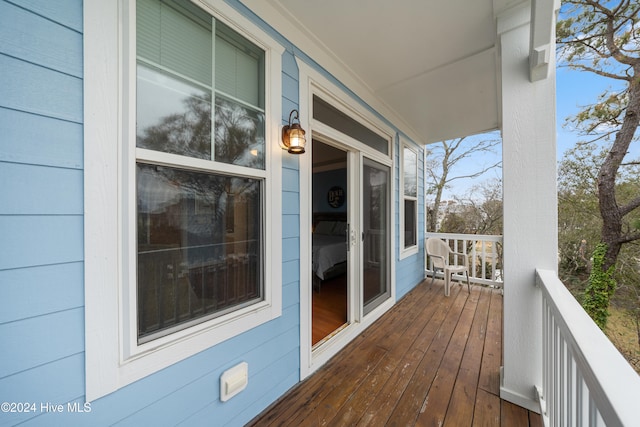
250 280 542 426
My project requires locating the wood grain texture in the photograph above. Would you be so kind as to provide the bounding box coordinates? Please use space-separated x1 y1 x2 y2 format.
312 275 347 345
250 281 541 426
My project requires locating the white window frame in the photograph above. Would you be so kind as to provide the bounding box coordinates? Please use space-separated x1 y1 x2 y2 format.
84 0 284 401
400 139 419 258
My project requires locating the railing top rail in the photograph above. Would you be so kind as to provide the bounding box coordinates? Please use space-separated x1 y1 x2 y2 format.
536 268 640 426
425 232 503 242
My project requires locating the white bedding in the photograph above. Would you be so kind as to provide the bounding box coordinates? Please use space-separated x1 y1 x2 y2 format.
312 234 347 280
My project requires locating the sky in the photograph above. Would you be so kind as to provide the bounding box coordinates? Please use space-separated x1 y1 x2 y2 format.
436 64 635 201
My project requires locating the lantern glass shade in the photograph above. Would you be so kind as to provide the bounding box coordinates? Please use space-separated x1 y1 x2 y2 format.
281 110 306 154
285 125 306 154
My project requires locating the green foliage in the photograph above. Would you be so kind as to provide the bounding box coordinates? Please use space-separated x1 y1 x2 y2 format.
557 143 602 279
556 0 640 368
557 139 640 311
557 0 640 140
582 243 617 329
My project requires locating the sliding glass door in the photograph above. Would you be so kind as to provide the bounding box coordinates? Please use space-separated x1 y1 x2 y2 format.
305 95 393 367
362 157 390 315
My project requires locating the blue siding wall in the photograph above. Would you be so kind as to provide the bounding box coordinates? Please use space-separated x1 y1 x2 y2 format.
0 1 86 426
0 0 424 425
0 0 301 424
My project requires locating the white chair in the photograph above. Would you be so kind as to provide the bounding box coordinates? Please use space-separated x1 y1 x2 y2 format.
426 238 470 296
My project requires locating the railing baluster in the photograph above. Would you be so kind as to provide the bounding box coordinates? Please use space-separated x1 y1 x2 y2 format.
560 336 567 426
542 298 549 420
536 269 640 427
588 395 596 427
567 349 574 427
576 370 584 427
552 316 558 427
425 232 504 288
490 240 497 281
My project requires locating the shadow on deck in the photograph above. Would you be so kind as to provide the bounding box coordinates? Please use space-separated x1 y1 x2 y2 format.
250 280 541 426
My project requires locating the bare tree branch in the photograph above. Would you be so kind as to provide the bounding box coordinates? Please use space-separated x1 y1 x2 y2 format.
565 63 631 81
426 136 501 232
618 231 640 245
620 196 640 216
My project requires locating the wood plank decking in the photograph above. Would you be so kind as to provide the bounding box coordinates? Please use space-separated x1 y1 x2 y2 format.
250 280 542 426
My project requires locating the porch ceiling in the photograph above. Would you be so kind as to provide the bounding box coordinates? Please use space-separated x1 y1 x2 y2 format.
242 0 530 144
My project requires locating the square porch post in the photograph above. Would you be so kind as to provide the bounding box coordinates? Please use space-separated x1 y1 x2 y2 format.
497 1 558 413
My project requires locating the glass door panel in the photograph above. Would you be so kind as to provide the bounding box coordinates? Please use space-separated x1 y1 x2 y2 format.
362 157 390 315
311 140 349 346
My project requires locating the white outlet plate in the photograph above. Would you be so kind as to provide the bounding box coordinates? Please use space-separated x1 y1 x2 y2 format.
220 362 248 402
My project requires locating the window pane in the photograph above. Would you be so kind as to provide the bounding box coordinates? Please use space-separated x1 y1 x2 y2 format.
137 0 213 87
313 95 388 155
137 0 266 168
404 199 417 248
215 22 264 109
137 63 212 159
214 95 265 169
136 163 263 341
403 147 417 197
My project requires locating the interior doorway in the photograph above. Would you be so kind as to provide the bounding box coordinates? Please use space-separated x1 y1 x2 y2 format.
311 140 349 346
300 89 395 378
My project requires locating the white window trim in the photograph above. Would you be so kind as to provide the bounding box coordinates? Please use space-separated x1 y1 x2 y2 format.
400 138 419 258
84 0 284 402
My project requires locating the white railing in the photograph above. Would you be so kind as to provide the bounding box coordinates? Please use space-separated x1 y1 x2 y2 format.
536 269 640 427
425 232 503 287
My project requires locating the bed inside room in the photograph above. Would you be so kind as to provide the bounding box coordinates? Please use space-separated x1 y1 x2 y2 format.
312 141 349 346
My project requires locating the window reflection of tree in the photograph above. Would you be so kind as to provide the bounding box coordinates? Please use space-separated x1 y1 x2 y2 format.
214 95 265 169
137 91 264 169
136 89 264 337
137 92 212 159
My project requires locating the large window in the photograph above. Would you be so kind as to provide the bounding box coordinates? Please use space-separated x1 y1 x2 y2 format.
84 0 283 401
136 165 263 342
401 142 418 255
135 0 267 342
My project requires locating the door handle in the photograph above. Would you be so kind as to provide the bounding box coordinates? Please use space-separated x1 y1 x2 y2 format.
346 224 350 252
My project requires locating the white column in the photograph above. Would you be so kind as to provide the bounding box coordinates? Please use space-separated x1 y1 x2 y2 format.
497 2 557 412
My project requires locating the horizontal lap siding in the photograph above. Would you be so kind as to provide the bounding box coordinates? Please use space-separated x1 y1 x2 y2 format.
1 1 301 425
0 0 86 425
0 0 425 424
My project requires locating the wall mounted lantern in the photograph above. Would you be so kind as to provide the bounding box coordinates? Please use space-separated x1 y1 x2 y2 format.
281 109 306 154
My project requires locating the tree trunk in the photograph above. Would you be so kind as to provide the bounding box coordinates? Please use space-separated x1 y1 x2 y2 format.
597 66 640 270
427 148 450 232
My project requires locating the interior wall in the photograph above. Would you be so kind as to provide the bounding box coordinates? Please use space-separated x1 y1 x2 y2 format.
312 169 347 213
